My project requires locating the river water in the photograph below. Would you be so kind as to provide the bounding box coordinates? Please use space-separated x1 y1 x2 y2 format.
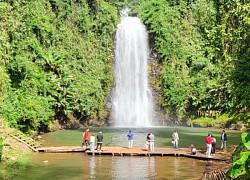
13 127 241 180
14 153 206 180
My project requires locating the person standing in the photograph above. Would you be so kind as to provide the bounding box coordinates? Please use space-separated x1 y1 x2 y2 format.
90 133 95 152
149 132 155 152
96 131 103 151
82 128 89 147
211 135 216 155
205 133 212 158
172 130 179 149
145 133 150 150
127 130 133 148
220 130 227 150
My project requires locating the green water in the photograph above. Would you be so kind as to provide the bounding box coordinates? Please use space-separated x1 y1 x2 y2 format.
14 127 242 180
41 126 242 149
14 153 207 180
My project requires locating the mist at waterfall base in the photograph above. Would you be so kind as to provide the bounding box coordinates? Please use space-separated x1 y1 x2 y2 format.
112 12 154 127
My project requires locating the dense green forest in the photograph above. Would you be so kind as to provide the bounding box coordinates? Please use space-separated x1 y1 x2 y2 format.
0 0 249 133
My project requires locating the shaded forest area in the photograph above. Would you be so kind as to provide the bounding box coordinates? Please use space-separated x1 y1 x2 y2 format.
0 0 249 133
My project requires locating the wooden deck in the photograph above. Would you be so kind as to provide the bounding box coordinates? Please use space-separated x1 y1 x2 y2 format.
36 146 87 153
36 146 229 161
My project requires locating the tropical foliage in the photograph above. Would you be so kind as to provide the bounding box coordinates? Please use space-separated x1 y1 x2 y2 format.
134 0 250 124
0 137 2 161
226 132 250 179
0 0 119 132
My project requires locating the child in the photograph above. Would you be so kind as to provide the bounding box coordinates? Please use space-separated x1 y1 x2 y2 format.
90 133 95 152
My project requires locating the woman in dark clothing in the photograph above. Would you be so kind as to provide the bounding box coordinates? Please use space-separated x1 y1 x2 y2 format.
211 135 216 155
145 133 150 150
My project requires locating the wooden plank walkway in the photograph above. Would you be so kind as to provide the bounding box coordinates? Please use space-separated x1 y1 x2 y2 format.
36 146 229 161
36 146 87 153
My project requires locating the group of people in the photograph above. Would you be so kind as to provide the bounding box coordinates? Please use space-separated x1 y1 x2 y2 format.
82 129 156 152
128 130 179 152
82 128 228 156
127 130 155 152
145 132 155 152
205 130 227 158
190 130 227 157
82 128 104 152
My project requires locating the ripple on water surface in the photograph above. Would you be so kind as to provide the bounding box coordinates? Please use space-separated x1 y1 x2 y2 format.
13 153 206 180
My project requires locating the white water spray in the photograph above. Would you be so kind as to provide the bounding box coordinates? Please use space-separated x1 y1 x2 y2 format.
112 10 154 127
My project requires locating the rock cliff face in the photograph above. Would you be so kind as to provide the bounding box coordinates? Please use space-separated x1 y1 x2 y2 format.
148 52 165 125
103 89 114 126
228 124 246 131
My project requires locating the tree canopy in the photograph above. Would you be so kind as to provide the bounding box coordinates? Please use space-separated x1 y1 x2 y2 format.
0 0 119 132
135 0 250 125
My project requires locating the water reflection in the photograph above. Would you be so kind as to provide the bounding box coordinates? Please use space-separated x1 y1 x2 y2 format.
90 156 95 179
148 157 156 179
14 153 206 180
173 157 180 178
18 127 241 179
111 157 156 179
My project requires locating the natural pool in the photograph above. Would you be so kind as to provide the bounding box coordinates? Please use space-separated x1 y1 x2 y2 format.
14 127 242 180
40 126 242 149
14 153 207 180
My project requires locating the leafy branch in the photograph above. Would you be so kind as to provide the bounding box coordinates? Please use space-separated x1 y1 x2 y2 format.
226 132 250 179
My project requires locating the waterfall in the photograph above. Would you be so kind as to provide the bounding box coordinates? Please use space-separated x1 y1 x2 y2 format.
112 11 154 127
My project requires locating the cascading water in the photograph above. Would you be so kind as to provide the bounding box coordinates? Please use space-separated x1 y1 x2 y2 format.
112 9 154 127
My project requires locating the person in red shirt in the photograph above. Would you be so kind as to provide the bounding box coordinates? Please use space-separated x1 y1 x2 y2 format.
205 133 212 158
82 128 89 147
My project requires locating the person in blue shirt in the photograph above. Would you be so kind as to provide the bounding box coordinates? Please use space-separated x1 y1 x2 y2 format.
127 130 133 148
220 130 227 150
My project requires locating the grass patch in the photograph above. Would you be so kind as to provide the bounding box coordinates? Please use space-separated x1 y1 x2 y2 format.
188 114 233 127
0 130 32 179
0 152 32 179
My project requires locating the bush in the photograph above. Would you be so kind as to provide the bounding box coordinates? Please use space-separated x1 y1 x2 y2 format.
0 137 2 162
226 133 250 179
